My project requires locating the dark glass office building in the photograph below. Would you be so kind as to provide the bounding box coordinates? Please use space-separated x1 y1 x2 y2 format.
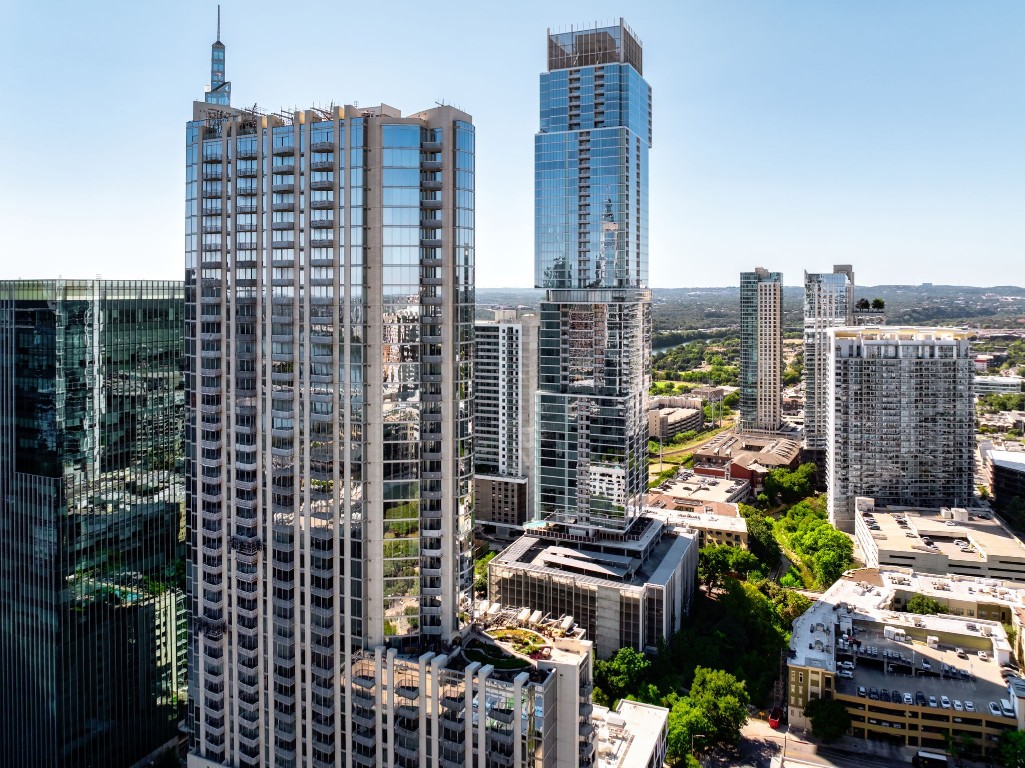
534 20 652 532
0 280 186 767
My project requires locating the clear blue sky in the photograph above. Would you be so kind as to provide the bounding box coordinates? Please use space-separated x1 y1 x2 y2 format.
1 0 1021 287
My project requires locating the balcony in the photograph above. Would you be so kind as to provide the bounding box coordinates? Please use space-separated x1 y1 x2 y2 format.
272 183 294 193
272 163 295 175
310 161 334 172
420 237 442 248
421 198 442 209
310 198 334 209
396 685 420 701
310 179 334 191
272 144 295 156
311 141 335 152
441 695 465 711
272 201 294 212
421 179 442 191
420 160 442 172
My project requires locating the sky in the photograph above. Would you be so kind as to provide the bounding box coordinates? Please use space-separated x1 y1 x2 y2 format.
1 0 1022 288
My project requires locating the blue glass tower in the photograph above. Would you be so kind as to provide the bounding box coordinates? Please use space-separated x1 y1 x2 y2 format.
534 20 652 533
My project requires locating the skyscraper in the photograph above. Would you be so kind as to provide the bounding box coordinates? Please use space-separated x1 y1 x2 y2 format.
534 20 652 533
473 310 538 540
803 265 854 468
826 326 975 532
0 279 186 768
739 267 783 433
186 31 487 768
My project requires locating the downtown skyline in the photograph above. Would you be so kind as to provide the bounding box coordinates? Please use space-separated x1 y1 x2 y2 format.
2 0 1023 288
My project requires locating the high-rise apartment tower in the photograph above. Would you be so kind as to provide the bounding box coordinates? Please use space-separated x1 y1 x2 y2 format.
186 31 479 767
826 326 975 532
0 280 186 768
803 265 854 468
534 20 652 533
739 267 783 433
473 310 539 539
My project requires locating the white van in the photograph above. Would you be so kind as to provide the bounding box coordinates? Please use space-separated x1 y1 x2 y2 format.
1000 699 1014 718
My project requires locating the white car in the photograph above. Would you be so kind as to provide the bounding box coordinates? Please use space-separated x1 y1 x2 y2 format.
838 669 854 679
921 659 932 670
941 696 951 709
953 700 964 711
978 650 989 661
964 701 976 712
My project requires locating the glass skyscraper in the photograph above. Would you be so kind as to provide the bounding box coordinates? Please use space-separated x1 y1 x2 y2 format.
803 265 854 468
0 280 186 768
186 30 478 768
534 20 652 533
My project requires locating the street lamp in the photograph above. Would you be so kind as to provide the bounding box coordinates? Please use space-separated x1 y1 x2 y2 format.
692 732 706 755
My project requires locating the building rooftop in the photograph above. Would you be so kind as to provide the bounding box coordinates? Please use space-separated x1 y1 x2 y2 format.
831 325 973 342
592 699 668 768
491 519 696 594
643 506 748 536
649 468 750 505
693 431 802 470
989 450 1025 474
857 502 1025 563
790 568 1014 685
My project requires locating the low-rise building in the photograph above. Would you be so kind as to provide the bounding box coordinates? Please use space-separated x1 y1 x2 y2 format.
591 700 669 768
643 504 749 550
649 468 751 506
692 431 801 490
979 443 1025 512
854 498 1025 583
647 406 702 442
787 569 1024 758
488 516 697 659
975 375 1024 395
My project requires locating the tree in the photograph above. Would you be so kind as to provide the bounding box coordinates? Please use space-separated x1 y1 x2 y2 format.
687 667 750 746
804 697 851 742
762 463 816 505
907 594 945 615
698 546 732 592
594 646 651 704
855 298 871 311
473 552 496 597
1002 730 1025 768
665 695 711 764
871 298 885 310
739 505 782 569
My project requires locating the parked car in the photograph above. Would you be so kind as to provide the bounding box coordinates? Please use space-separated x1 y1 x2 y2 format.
839 669 853 679
988 701 1002 716
768 707 783 729
880 689 890 702
915 691 926 705
957 648 968 659
858 686 867 698
869 688 879 700
978 650 989 661
964 701 976 712
921 659 932 670
929 696 938 707
840 660 854 670
940 696 951 709
953 700 963 712
903 692 914 705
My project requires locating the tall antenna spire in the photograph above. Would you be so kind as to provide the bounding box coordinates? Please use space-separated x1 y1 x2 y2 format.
205 6 231 106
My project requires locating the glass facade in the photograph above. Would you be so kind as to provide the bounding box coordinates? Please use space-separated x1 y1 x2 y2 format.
534 20 652 532
186 100 473 768
803 266 854 460
0 280 186 768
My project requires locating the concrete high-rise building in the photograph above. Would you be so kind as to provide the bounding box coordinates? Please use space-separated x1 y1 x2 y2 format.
474 311 539 540
803 266 854 467
186 26 485 766
0 280 186 768
534 20 653 533
739 267 783 433
826 326 975 532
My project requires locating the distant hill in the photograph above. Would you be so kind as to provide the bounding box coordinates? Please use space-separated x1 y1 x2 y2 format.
476 285 1025 332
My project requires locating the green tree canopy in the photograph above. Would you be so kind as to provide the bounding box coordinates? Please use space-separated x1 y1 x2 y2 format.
1001 730 1025 768
763 463 816 506
739 504 782 569
687 667 750 746
804 697 851 742
906 594 946 615
594 646 651 705
665 695 712 763
698 545 760 591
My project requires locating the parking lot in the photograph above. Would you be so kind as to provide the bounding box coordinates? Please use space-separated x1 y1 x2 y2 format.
833 625 1014 716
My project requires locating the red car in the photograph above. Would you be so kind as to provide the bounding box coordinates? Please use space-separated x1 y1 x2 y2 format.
768 707 782 729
